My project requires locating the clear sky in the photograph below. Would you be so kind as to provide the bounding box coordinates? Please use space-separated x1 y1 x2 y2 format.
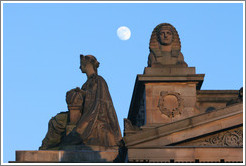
2 2 244 163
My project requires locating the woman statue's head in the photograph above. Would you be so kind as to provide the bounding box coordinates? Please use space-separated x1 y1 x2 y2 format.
80 54 100 74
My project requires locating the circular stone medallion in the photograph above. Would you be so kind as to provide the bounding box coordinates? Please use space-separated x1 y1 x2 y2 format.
158 91 183 118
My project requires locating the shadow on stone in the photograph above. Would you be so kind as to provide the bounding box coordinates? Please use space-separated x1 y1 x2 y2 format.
59 145 110 163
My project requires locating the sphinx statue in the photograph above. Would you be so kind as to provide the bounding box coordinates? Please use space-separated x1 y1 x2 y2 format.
148 23 188 67
39 55 122 150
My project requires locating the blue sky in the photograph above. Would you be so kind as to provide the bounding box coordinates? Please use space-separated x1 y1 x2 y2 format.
2 2 244 163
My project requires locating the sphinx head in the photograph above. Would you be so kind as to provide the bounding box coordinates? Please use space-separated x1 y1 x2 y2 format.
149 23 181 54
147 23 187 67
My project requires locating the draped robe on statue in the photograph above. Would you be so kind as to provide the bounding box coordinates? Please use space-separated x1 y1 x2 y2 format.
39 73 122 150
75 73 122 146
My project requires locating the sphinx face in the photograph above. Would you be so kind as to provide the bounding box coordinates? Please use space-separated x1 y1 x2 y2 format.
158 28 173 45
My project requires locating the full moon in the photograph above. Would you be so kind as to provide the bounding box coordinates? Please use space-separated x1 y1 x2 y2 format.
117 26 131 40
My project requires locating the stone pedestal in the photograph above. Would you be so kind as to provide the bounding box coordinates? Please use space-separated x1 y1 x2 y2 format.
13 145 119 163
128 66 204 126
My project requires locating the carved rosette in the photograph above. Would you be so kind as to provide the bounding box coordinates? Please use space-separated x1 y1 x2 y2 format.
158 91 184 118
203 129 243 146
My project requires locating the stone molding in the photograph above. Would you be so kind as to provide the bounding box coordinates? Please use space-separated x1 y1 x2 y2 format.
197 90 238 102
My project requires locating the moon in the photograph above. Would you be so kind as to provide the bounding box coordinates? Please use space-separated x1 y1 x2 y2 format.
117 26 131 40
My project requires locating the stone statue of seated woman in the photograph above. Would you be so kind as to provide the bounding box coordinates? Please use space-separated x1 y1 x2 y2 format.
39 55 122 150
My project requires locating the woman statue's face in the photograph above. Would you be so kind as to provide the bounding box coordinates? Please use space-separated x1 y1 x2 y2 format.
80 59 87 73
158 27 173 45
